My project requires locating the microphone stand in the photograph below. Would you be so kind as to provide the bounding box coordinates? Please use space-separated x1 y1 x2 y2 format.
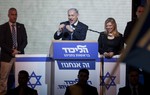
100 54 105 95
88 29 101 34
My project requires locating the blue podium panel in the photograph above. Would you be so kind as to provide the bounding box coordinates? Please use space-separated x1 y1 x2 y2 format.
49 41 99 95
50 40 98 59
52 60 100 95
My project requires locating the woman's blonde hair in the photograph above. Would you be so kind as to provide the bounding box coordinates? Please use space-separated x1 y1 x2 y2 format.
104 17 120 37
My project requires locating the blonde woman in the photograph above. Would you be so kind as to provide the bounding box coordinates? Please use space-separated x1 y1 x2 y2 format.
98 17 124 58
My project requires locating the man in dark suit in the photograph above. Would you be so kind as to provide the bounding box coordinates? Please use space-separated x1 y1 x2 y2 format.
54 8 88 40
0 8 28 95
64 68 98 95
124 5 145 44
117 68 145 95
123 5 145 87
6 70 38 95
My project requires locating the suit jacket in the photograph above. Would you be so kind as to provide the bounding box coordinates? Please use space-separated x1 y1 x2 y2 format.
0 22 28 62
117 84 145 95
143 71 150 93
54 21 88 40
123 20 137 43
6 86 38 95
64 83 98 95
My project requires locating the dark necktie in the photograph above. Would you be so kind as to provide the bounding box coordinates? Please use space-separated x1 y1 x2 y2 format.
133 86 137 95
11 24 17 48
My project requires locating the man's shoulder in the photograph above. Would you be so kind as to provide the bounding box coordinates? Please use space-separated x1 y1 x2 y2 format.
119 86 130 91
87 84 97 89
127 20 132 23
6 86 19 95
1 22 9 26
78 21 88 27
26 87 38 95
67 84 81 93
0 22 9 31
16 22 24 26
6 86 38 95
118 86 130 95
27 86 37 91
127 20 136 25
60 21 69 24
118 32 123 36
0 22 24 27
69 84 78 88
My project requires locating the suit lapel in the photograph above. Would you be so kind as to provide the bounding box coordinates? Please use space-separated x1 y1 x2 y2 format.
16 23 20 43
6 22 13 40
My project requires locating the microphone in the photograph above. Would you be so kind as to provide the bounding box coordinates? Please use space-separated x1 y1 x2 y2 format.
62 24 71 38
88 29 105 34
63 32 69 38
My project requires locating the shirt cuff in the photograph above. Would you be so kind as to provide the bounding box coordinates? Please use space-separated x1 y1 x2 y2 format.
57 30 62 36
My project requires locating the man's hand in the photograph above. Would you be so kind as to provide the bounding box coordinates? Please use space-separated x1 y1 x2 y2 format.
66 25 74 32
58 24 65 32
12 49 20 57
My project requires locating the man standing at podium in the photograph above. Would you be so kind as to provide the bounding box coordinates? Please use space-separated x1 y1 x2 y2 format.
54 8 88 40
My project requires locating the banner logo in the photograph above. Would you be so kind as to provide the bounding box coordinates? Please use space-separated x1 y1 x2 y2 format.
100 72 116 89
62 45 89 53
53 42 98 59
28 71 42 89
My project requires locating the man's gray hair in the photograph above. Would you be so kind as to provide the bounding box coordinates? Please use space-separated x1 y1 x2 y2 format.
68 8 79 14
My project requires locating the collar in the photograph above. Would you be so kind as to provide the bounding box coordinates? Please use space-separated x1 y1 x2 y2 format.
72 20 78 26
9 22 16 26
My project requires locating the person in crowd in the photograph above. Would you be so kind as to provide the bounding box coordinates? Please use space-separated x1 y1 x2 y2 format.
54 8 88 40
98 17 124 58
118 68 145 95
124 5 145 44
64 68 98 95
0 8 28 95
6 70 38 95
142 70 150 94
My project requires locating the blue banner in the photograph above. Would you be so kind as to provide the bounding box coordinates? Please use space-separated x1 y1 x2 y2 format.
52 41 98 59
57 60 96 70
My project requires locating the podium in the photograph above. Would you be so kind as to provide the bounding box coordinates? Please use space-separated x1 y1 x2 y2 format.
14 41 126 95
49 40 100 95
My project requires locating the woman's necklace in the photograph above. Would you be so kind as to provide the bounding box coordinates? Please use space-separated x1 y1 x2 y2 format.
107 33 114 39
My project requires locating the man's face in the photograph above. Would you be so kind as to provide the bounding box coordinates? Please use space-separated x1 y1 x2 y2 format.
8 9 17 23
78 72 89 84
136 6 144 18
18 73 28 86
68 10 78 24
129 71 139 86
